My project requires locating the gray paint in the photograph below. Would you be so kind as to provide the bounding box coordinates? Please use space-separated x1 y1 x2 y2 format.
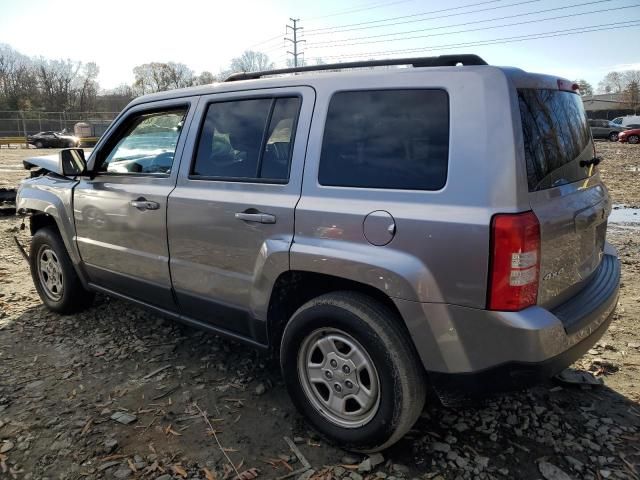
16 64 620 377
22 154 61 174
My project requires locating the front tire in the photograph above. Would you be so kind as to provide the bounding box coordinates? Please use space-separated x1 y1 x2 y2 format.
34 141 43 148
30 227 94 313
280 292 426 452
608 131 619 142
629 135 639 144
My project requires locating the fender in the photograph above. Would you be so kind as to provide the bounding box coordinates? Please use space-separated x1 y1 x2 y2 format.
16 176 87 283
290 238 438 303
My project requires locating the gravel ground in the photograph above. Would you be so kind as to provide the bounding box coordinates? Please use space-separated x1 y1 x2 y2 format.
0 143 639 480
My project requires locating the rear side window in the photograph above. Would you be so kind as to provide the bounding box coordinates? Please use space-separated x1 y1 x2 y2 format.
192 97 301 182
518 89 593 192
319 90 449 190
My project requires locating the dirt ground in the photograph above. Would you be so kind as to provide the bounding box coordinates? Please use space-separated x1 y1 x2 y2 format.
0 143 639 480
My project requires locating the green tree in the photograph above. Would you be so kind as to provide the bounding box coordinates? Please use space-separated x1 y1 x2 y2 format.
573 79 593 97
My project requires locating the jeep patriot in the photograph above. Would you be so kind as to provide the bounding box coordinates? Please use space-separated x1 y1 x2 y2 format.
16 55 620 451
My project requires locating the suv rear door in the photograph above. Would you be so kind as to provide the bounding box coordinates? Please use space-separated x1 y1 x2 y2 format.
167 87 314 344
517 87 610 310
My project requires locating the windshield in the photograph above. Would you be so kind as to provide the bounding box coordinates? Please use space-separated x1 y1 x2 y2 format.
518 89 594 192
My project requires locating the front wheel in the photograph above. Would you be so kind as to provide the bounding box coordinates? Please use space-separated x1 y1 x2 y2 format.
608 131 619 142
34 141 43 148
280 292 426 452
30 227 94 313
629 135 639 144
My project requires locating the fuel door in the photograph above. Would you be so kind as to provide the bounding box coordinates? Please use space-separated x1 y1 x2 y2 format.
363 210 396 246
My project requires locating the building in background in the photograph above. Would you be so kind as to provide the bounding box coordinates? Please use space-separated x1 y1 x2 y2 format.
582 93 636 120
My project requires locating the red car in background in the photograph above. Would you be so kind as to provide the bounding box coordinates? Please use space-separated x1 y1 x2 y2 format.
619 128 640 144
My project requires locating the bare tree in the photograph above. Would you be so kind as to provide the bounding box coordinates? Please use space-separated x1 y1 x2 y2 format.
598 71 625 93
0 44 39 110
35 58 81 111
76 62 100 112
194 71 215 85
624 80 640 113
229 50 274 73
133 62 194 94
164 62 194 89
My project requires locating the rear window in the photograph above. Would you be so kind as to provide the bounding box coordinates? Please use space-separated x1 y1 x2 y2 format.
518 89 593 192
319 89 449 190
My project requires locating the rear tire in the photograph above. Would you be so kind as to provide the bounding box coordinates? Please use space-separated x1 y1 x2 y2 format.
629 135 639 144
34 141 43 148
30 227 94 314
280 291 426 452
608 131 619 142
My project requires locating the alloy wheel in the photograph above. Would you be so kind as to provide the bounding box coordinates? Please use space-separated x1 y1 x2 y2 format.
297 328 380 428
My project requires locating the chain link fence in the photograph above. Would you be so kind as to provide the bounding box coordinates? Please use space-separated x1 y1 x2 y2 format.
0 111 118 138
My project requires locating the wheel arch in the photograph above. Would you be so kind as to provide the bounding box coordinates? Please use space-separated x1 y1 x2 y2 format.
267 271 412 355
17 179 88 286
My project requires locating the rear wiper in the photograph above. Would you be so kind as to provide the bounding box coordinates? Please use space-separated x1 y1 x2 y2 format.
580 157 601 168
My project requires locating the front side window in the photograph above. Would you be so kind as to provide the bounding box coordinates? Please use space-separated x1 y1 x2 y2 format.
192 97 301 182
99 108 187 175
319 89 449 190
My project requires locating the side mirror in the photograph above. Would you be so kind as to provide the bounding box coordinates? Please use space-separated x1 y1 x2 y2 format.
60 148 87 176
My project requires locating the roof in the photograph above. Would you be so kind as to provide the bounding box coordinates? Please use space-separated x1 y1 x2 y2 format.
124 55 567 109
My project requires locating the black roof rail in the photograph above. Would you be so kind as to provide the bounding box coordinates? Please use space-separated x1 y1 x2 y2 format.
224 54 488 82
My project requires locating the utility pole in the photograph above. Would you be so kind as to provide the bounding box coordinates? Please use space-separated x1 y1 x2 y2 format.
285 18 305 67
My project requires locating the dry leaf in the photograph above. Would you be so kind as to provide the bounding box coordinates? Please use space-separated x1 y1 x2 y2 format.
204 467 217 480
173 464 188 478
80 418 93 435
127 458 137 473
236 468 259 480
164 424 182 436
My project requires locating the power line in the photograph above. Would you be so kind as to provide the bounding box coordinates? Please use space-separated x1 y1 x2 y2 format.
304 0 419 22
304 0 528 34
307 0 615 46
246 33 284 49
318 20 640 59
306 2 629 50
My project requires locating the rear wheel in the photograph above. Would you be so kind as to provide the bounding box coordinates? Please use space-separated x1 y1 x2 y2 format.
34 141 43 148
608 131 619 142
629 135 639 144
30 227 94 313
280 291 426 452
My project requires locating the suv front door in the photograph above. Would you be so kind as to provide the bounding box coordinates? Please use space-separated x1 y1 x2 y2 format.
74 98 197 310
167 87 314 344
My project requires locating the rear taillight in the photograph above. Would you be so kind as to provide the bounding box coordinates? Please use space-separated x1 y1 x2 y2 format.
488 211 540 311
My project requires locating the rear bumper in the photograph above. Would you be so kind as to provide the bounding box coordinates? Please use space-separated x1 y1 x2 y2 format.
394 251 620 395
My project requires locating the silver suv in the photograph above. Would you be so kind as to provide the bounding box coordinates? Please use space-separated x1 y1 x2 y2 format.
16 55 620 452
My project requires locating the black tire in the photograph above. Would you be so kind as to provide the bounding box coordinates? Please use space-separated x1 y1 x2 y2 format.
29 226 94 314
34 141 43 148
629 135 639 145
608 131 619 142
280 291 426 452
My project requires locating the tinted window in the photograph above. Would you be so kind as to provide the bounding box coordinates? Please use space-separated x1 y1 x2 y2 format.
518 89 593 192
319 90 449 190
192 97 301 182
100 109 187 175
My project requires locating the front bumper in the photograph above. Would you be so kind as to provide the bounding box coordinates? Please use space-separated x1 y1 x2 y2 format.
394 251 620 395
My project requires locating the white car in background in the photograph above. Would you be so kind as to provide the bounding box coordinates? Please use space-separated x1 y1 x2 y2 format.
611 115 640 128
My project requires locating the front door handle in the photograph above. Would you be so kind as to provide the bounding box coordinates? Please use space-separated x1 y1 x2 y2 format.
130 198 160 211
235 212 276 224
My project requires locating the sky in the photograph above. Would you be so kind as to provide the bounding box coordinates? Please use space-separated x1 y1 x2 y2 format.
0 0 639 91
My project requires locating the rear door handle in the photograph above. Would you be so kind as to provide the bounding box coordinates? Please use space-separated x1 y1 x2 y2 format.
130 198 160 211
235 212 276 224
